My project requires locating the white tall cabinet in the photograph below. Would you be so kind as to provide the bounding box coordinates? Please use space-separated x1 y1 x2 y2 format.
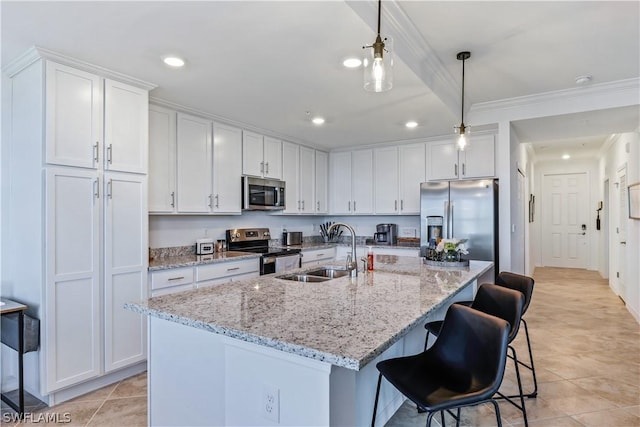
2 51 152 401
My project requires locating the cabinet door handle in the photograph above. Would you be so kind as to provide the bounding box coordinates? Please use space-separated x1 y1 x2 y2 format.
316 253 325 257
208 194 213 208
226 267 240 272
107 144 113 164
168 276 185 281
401 200 404 211
395 200 398 211
93 142 99 163
462 163 466 176
107 179 113 199
454 164 458 176
302 200 305 211
265 162 269 175
317 201 320 211
297 200 301 210
171 191 175 208
348 201 351 211
354 201 357 211
260 161 264 173
94 178 100 199
215 194 219 208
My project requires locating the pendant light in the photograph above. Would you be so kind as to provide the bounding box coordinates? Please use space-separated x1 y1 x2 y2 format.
363 0 393 92
454 51 471 150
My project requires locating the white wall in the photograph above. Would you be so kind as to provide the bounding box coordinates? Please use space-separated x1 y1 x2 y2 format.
149 213 420 248
532 158 600 271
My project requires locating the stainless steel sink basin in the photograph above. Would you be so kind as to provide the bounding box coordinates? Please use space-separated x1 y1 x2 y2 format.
276 274 331 283
305 268 351 278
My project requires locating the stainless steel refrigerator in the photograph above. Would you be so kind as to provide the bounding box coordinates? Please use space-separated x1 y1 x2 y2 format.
420 179 499 279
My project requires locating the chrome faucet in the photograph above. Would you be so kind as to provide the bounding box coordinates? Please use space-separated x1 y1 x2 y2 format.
328 222 358 277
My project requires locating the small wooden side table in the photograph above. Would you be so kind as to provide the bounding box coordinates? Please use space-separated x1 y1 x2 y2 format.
1 298 27 418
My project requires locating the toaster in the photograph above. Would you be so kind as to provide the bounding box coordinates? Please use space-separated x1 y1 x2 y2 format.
196 238 215 255
282 231 302 246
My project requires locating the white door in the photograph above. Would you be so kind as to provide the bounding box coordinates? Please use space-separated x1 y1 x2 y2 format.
330 151 352 214
103 172 148 371
103 79 148 174
399 143 426 214
176 113 212 213
541 173 588 268
298 146 315 213
315 151 328 214
148 105 176 212
374 146 399 214
263 137 282 180
616 166 627 302
212 122 242 213
351 149 374 214
45 62 102 169
282 142 300 214
242 131 264 177
45 168 101 391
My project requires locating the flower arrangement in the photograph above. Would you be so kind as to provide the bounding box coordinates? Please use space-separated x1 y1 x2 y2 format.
434 238 468 262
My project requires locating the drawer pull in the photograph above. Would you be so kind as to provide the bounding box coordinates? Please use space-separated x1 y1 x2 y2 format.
316 253 325 257
227 267 240 271
168 276 185 281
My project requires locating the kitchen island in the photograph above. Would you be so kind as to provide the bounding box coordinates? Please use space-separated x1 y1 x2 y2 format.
127 256 492 426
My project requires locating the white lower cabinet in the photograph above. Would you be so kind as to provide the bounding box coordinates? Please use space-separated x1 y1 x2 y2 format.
149 259 260 296
301 247 337 266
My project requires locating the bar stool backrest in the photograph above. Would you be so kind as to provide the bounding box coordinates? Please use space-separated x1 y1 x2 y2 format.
497 271 535 314
471 283 525 344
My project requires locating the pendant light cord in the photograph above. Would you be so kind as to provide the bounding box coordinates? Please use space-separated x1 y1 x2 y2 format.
461 56 465 126
377 0 382 35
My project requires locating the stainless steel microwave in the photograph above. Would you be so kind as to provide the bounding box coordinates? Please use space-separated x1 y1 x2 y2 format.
242 176 286 211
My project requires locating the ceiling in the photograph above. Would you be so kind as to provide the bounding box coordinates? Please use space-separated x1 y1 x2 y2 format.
2 1 639 154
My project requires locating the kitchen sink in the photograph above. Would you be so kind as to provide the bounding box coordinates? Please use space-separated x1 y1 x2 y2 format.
276 274 331 283
305 268 351 278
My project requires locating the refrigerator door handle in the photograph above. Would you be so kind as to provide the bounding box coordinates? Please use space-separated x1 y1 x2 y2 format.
444 201 450 239
450 202 454 237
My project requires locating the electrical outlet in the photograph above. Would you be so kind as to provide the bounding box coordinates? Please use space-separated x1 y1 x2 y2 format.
261 384 279 423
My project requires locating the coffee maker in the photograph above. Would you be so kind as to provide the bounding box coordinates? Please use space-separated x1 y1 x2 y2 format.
374 224 397 245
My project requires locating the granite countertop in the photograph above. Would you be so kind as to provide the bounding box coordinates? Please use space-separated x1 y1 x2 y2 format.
129 256 492 370
148 251 261 271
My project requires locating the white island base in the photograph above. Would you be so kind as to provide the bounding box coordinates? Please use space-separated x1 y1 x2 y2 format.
147 283 476 427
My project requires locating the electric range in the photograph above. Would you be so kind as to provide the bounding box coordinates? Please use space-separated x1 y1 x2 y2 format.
226 228 301 275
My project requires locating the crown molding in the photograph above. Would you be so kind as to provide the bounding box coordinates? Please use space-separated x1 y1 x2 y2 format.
470 78 640 120
3 46 157 91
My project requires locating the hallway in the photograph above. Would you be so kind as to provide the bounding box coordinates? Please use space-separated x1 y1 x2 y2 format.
3 267 639 426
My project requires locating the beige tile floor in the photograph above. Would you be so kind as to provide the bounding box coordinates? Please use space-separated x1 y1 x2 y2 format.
3 267 638 426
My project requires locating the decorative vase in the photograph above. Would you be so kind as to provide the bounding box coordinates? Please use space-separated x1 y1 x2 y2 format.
443 251 459 262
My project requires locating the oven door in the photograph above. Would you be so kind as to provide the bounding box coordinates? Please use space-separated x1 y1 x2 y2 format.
274 254 301 273
242 176 286 211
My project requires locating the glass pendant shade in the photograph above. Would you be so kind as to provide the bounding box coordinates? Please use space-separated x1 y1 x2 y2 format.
364 35 393 92
455 123 469 151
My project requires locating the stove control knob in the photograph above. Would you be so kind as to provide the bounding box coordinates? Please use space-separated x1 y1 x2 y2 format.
264 231 270 237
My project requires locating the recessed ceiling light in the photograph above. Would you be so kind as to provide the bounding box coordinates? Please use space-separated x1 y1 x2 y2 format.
312 117 325 125
562 154 571 160
575 75 592 85
163 56 185 67
405 121 418 128
343 58 362 68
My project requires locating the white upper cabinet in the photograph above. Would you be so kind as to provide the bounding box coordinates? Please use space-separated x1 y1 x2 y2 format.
330 149 373 215
103 79 148 174
176 113 213 213
148 105 176 213
212 122 242 213
45 62 102 169
374 146 399 214
374 143 425 215
314 151 328 214
298 146 315 214
282 142 299 214
242 131 282 179
398 143 426 214
428 135 495 180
